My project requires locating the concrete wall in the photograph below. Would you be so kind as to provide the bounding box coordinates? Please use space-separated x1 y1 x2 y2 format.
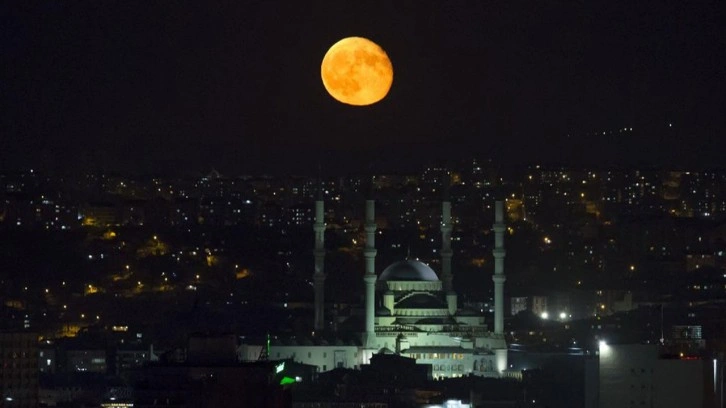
599 344 704 408
599 344 658 408
654 359 703 408
270 345 360 370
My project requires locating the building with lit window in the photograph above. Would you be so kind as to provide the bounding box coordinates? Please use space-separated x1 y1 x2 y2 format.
0 331 39 407
243 188 509 379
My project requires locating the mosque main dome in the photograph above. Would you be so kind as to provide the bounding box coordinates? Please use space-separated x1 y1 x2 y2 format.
379 260 439 281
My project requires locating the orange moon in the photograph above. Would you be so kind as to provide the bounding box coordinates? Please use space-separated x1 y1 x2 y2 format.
321 37 393 106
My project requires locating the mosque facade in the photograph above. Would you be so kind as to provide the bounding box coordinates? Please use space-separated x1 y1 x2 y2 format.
240 185 509 379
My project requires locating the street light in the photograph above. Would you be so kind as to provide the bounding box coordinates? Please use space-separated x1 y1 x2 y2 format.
598 340 610 357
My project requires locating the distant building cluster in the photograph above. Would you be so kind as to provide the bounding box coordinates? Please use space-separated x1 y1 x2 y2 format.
4 165 726 231
1 162 726 406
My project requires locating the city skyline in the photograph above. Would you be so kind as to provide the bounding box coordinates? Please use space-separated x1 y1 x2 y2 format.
2 1 725 175
3 3 726 406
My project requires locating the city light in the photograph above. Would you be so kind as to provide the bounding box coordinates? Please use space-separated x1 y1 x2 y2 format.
0 2 720 400
598 340 610 357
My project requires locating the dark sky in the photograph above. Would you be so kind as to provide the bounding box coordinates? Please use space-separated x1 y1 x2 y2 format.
2 1 725 175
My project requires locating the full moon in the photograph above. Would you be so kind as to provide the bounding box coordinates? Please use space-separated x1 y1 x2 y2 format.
321 37 393 106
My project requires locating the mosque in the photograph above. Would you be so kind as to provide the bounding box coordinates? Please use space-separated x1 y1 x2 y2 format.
240 185 509 379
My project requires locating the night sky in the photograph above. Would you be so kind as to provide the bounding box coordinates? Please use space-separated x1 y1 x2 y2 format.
2 1 725 175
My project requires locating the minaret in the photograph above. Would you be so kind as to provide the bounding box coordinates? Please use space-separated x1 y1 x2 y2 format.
363 182 377 348
441 176 453 292
312 182 326 332
441 175 457 314
492 200 506 335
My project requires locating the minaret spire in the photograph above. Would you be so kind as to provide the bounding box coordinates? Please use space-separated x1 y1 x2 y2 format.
440 173 453 293
313 176 326 331
363 178 377 348
440 173 458 315
492 199 506 335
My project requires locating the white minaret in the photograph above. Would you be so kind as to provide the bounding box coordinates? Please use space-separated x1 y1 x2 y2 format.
441 181 457 314
441 190 453 292
363 188 377 348
492 200 506 335
313 185 326 332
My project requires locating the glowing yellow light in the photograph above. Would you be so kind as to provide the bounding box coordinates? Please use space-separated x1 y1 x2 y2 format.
321 37 393 106
470 258 486 267
206 254 218 267
235 269 251 279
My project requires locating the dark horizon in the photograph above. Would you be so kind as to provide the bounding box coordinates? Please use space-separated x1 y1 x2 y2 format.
2 1 725 175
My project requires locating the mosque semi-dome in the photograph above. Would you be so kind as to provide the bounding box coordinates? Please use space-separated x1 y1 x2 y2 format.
379 260 439 282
